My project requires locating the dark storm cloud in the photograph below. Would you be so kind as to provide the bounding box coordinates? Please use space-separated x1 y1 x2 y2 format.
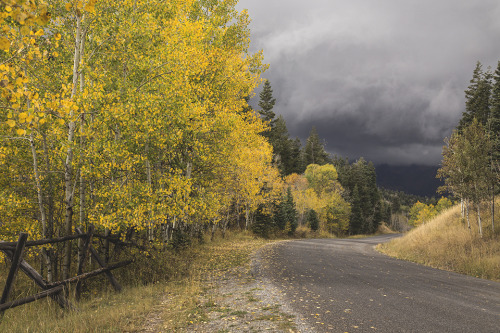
237 0 500 165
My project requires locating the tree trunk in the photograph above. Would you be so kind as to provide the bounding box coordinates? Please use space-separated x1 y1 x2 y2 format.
63 12 84 279
491 191 495 233
29 133 54 283
477 203 483 237
461 198 465 219
466 199 471 230
146 156 153 242
245 205 250 230
41 133 55 282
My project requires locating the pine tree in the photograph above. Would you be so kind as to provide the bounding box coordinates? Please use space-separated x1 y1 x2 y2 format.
252 204 275 238
307 209 319 231
284 187 298 234
459 62 492 130
303 127 330 167
288 137 303 175
258 79 277 129
272 116 292 174
489 61 500 175
349 185 363 234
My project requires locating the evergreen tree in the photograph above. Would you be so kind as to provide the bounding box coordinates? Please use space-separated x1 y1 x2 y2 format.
489 61 500 177
274 187 298 233
307 209 319 231
303 127 330 167
288 137 303 175
334 157 382 234
272 116 293 174
459 62 492 130
258 79 277 129
251 204 275 238
349 185 363 234
257 81 301 177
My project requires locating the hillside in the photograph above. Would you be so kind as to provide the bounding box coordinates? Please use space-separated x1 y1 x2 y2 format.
378 201 500 281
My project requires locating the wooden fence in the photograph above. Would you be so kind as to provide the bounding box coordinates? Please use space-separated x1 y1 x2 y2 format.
0 226 131 317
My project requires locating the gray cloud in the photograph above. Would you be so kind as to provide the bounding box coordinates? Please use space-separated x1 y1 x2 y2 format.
237 0 500 165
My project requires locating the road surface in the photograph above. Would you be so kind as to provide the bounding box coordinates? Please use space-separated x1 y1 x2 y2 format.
255 235 500 332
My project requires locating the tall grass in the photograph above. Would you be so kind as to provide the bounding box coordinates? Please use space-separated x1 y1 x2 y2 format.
378 200 500 281
0 230 270 332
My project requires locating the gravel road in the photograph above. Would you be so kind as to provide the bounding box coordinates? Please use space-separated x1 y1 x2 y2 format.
254 235 500 333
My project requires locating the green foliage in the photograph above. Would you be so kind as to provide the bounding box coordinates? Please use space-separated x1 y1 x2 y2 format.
438 120 494 205
459 62 492 130
170 230 192 251
490 61 500 178
274 187 298 234
335 158 382 234
303 127 330 167
258 79 277 128
306 209 319 231
251 204 275 238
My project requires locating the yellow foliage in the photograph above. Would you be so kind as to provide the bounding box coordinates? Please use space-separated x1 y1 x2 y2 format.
286 166 350 235
0 0 274 242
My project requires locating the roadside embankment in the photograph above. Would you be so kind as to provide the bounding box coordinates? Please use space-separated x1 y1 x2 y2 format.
378 202 500 281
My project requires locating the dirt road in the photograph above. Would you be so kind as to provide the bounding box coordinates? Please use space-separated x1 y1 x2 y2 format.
254 235 500 332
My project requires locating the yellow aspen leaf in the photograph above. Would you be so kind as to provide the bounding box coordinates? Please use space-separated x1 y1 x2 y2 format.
37 10 51 25
54 33 61 41
85 3 96 14
6 119 15 127
15 128 26 135
35 29 44 36
19 112 27 119
58 118 65 125
20 25 30 35
5 6 12 12
65 3 72 11
0 37 10 51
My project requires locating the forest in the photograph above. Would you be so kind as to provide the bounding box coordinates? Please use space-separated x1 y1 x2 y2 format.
0 0 399 285
0 0 498 289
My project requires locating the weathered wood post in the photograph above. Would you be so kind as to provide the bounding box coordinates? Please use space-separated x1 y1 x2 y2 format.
0 233 29 317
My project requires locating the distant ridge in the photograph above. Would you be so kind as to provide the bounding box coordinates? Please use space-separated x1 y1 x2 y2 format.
375 164 443 197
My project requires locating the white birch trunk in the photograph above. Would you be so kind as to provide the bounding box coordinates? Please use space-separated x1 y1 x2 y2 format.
29 131 53 282
63 12 84 279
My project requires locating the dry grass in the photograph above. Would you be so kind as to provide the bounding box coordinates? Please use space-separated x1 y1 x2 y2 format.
376 222 398 235
378 200 500 281
0 230 271 332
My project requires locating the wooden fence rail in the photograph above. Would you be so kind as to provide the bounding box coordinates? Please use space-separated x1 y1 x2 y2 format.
0 227 132 319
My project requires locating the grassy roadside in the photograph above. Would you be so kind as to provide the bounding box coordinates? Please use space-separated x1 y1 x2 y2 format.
0 231 273 332
378 202 500 281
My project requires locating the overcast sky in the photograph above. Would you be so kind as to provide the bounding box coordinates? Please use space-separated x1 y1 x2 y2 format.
236 0 500 165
